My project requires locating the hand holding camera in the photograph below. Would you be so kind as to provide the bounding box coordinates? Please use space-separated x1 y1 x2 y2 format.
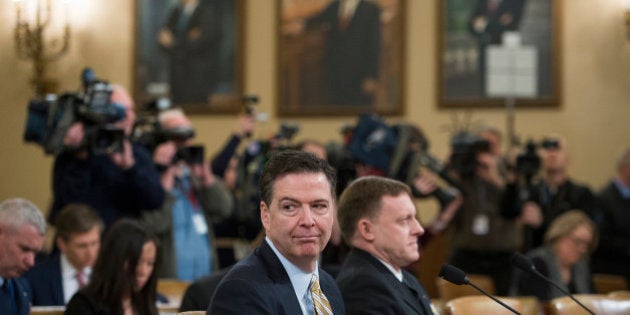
109 140 135 170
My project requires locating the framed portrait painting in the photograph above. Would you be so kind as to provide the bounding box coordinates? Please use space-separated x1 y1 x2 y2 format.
277 0 406 117
134 0 244 114
438 0 561 108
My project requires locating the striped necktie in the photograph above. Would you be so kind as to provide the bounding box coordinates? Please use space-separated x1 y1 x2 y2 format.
76 270 87 289
310 275 333 315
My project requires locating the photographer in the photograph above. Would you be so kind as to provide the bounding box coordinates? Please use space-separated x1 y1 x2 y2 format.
141 108 233 281
503 134 597 252
446 129 520 296
49 85 165 229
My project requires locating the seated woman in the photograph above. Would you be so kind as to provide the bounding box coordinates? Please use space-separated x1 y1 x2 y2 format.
511 210 598 301
65 219 160 315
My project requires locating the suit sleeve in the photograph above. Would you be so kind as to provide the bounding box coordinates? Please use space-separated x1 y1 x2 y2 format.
208 278 273 314
50 152 92 223
119 144 165 212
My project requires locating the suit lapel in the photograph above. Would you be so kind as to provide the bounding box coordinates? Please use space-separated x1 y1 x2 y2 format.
52 257 64 305
13 278 32 315
256 242 303 314
402 272 434 315
354 249 431 315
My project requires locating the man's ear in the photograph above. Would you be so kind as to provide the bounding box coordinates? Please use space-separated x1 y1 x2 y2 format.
56 236 67 253
260 201 270 230
357 218 375 241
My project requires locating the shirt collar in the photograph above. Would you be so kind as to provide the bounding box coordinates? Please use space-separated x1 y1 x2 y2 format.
375 257 403 282
265 237 318 306
60 254 91 280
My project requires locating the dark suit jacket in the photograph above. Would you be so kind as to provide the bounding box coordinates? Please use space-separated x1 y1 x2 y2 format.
208 241 345 314
0 277 32 315
23 255 64 306
306 0 381 105
336 248 433 315
592 181 630 280
179 267 231 312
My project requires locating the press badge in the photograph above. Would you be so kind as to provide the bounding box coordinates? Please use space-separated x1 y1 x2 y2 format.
472 214 489 235
192 213 208 235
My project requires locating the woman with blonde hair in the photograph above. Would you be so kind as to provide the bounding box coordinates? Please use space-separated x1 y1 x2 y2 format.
511 210 598 301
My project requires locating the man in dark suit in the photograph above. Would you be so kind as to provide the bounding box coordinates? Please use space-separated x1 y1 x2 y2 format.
336 176 434 315
0 198 46 315
306 0 381 106
24 204 103 305
592 148 630 283
208 151 345 314
159 0 222 104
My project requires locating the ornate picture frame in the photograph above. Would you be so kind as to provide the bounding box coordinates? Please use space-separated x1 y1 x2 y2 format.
437 0 561 108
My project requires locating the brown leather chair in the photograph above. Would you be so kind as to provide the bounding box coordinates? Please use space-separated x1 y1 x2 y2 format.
436 274 496 301
30 306 65 315
445 295 541 315
592 273 628 294
549 294 630 315
157 278 191 312
609 290 630 299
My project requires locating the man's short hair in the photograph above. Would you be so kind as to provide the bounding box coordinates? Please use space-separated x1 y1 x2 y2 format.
337 176 411 244
0 198 46 235
55 203 103 241
259 150 336 206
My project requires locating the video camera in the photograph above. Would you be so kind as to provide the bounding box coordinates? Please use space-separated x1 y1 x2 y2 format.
130 98 195 152
23 68 127 155
515 140 541 183
449 131 490 176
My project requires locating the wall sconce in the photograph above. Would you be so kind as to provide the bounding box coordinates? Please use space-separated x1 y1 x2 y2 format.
13 0 72 97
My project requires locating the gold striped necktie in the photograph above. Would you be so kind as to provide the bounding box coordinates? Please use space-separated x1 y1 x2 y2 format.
310 274 333 315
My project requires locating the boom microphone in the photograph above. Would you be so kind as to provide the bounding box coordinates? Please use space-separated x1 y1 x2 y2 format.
510 253 595 315
439 264 521 315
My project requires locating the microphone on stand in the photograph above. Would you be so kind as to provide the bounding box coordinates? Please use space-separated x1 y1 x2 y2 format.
438 264 521 315
511 252 595 315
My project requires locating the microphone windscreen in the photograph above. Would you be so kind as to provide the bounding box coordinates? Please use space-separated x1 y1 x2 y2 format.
511 252 535 272
439 264 468 285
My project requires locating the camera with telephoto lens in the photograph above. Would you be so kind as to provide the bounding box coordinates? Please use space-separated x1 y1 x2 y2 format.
449 131 490 177
23 68 127 155
174 145 204 165
130 98 196 152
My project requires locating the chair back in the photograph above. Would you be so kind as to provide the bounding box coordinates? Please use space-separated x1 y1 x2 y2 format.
157 278 191 311
445 295 540 315
592 273 628 294
436 273 496 301
549 294 630 315
30 306 65 315
609 290 630 299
